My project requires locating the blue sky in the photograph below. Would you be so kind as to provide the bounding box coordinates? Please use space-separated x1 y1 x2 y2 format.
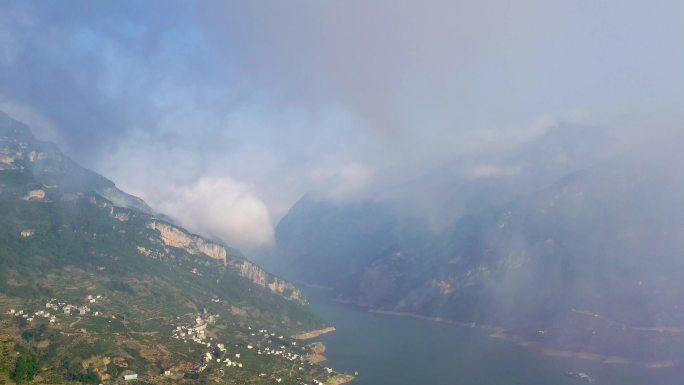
1 0 683 249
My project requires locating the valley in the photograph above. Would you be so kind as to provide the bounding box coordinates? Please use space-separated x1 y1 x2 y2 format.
275 137 684 366
1 2 681 385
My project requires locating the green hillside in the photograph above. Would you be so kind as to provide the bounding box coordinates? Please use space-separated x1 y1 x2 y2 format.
0 112 344 384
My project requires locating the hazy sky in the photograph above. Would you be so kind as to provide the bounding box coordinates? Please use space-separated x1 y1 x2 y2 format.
1 0 683 249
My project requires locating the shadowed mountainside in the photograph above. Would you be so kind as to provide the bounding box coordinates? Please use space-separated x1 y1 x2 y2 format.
276 130 684 364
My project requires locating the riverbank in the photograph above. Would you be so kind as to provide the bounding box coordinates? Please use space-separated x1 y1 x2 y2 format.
293 326 337 340
490 330 677 369
305 341 328 364
369 308 679 370
327 373 356 385
303 341 357 383
303 286 680 385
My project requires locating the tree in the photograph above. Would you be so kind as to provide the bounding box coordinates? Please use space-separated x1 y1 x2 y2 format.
0 340 16 377
10 353 38 383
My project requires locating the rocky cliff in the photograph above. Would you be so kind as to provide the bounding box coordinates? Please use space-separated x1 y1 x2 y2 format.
147 220 304 303
236 260 305 303
147 220 228 265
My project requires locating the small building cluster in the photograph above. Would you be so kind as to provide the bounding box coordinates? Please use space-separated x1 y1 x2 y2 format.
7 308 58 324
172 322 207 344
7 309 33 322
45 296 104 316
172 311 220 346
33 309 57 324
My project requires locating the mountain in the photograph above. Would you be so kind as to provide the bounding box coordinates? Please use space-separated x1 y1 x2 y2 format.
276 131 684 364
0 112 348 385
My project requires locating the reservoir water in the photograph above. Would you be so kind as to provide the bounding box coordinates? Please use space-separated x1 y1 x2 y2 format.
305 288 679 385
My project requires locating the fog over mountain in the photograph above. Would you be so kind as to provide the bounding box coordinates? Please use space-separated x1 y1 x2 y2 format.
1 0 683 254
4 2 684 384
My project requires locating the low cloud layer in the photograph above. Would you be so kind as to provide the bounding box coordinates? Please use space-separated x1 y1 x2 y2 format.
0 1 682 248
148 177 274 249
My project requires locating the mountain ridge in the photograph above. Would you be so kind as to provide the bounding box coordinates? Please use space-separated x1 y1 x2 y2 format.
275 132 684 364
0 112 349 385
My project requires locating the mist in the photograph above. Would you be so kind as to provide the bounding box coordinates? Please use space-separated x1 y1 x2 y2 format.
1 0 683 250
4 2 684 384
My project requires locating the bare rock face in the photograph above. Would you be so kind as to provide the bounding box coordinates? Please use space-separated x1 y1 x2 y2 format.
197 242 227 264
27 189 46 201
147 220 305 302
0 147 22 170
237 260 304 303
147 221 227 265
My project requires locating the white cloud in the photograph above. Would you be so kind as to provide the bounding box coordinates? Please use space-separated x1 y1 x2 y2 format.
146 176 274 249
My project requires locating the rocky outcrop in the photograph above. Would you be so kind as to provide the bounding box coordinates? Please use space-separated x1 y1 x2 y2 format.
237 260 305 303
147 221 302 302
197 242 227 264
27 189 46 201
147 221 227 265
147 221 308 303
0 146 21 169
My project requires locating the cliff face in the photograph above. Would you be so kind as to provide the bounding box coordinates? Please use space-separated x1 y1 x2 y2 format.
146 220 304 303
236 260 305 303
147 221 228 265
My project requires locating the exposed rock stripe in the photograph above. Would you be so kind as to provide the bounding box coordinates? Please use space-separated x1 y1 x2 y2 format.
147 221 227 265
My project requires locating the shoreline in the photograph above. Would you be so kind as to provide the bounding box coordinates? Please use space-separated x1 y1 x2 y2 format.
342 300 679 371
292 326 337 340
327 373 355 385
298 334 357 384
303 285 679 376
305 341 328 364
489 330 677 370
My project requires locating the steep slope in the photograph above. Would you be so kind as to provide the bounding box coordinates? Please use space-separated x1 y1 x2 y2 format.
276 137 684 363
0 112 345 385
275 124 621 298
0 113 154 215
275 197 402 295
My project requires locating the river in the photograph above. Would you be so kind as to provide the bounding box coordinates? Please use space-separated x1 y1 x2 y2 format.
304 288 679 385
